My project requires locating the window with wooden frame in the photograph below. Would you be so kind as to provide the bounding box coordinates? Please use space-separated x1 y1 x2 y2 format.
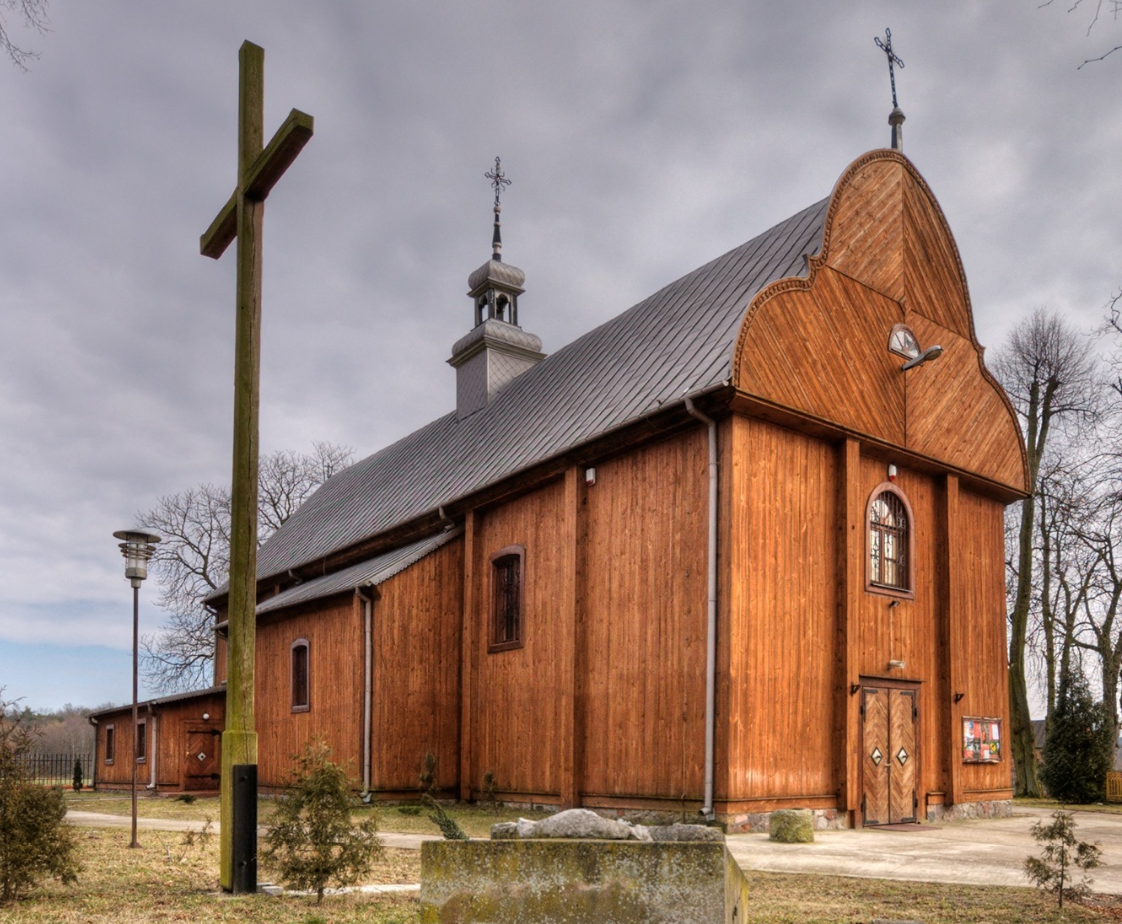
866 483 914 597
105 724 115 764
135 719 147 763
489 546 525 652
291 639 310 712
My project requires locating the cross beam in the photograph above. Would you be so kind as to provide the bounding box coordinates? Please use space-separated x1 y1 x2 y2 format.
201 39 312 894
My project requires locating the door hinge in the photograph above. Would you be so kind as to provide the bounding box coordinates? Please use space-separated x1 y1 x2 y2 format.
913 705 918 721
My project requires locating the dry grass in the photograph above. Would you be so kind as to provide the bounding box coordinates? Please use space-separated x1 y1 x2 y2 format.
0 826 420 924
7 819 1122 924
742 869 1115 923
64 791 550 837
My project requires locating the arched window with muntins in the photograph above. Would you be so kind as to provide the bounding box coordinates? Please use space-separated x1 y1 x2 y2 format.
867 485 913 596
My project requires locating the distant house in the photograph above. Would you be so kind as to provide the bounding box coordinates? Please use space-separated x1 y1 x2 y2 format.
87 686 225 793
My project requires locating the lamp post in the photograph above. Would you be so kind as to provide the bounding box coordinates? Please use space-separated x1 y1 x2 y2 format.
113 529 161 849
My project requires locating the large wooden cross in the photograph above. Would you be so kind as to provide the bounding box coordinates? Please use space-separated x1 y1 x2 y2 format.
200 39 312 894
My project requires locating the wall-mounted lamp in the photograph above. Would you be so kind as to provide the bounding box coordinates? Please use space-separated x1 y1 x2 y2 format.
202 713 211 721
585 467 597 486
901 344 944 371
953 692 965 704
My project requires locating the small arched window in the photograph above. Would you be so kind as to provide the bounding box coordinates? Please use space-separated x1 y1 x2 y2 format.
291 639 310 712
867 484 913 596
490 546 525 652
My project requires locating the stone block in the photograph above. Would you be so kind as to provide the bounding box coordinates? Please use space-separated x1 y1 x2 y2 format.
421 839 748 924
769 809 814 843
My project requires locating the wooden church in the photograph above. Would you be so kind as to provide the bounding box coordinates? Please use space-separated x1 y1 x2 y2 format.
202 143 1027 830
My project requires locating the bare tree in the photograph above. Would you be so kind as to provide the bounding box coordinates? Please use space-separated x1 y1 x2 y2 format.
992 309 1101 797
0 0 48 71
1041 0 1122 67
138 442 353 693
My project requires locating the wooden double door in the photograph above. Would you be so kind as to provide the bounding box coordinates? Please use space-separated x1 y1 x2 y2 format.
861 684 918 826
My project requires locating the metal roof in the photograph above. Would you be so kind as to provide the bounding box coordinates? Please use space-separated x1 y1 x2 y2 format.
254 196 829 582
86 684 226 720
255 528 462 615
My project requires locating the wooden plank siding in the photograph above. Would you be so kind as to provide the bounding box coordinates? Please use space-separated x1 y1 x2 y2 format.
581 429 709 805
723 417 839 809
255 595 362 789
951 488 1013 800
733 151 1027 497
470 479 569 800
368 537 463 794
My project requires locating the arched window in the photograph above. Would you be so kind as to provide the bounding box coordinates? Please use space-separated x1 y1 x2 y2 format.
490 546 524 652
291 639 310 712
867 485 913 595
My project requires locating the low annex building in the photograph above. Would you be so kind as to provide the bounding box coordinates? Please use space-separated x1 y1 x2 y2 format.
207 146 1027 829
88 687 225 794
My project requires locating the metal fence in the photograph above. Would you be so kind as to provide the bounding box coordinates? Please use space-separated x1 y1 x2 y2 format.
16 753 94 788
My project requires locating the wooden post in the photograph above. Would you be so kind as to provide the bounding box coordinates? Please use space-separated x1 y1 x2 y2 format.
559 467 585 808
200 40 313 892
458 509 479 802
836 438 862 824
942 474 964 806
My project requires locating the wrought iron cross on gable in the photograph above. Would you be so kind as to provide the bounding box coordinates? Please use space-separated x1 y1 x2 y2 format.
874 28 905 109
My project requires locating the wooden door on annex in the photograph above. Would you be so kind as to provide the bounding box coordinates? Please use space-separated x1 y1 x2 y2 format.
185 728 221 790
861 685 918 825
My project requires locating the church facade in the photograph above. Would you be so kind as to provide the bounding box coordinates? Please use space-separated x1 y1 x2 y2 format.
211 148 1026 829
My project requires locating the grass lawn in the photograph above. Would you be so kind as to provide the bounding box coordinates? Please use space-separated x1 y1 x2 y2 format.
0 826 420 924
4 825 1117 924
64 791 551 837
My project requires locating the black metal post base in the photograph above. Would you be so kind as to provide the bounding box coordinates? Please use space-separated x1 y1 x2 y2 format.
231 764 258 894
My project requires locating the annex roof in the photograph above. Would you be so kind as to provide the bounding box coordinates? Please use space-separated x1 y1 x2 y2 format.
86 684 226 720
255 528 462 616
253 196 829 583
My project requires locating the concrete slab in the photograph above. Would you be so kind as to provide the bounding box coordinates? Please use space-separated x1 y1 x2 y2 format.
725 807 1122 893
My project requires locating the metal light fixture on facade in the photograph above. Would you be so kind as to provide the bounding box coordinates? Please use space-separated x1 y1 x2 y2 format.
113 529 160 849
900 344 944 371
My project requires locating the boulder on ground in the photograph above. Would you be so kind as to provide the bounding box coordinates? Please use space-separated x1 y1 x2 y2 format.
769 809 814 843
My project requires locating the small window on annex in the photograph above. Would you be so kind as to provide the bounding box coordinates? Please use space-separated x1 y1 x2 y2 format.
136 719 147 763
867 485 913 596
105 724 115 764
490 546 524 652
291 639 310 712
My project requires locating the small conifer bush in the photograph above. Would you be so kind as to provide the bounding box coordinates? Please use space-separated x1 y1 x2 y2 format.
0 693 79 903
261 739 382 904
1040 669 1113 803
1024 809 1102 908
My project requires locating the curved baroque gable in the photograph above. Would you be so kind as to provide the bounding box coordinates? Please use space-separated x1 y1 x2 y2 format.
732 150 1028 494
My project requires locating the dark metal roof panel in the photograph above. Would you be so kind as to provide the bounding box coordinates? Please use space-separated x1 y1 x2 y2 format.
255 529 462 615
255 198 828 580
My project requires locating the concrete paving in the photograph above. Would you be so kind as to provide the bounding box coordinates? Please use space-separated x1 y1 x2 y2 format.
68 806 1122 893
725 807 1122 893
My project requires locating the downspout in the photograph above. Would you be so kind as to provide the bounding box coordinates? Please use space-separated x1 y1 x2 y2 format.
684 395 718 821
355 583 378 801
146 704 157 790
88 716 99 791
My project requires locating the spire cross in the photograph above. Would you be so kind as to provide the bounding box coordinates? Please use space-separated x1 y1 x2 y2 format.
485 156 511 260
874 28 905 109
485 156 511 210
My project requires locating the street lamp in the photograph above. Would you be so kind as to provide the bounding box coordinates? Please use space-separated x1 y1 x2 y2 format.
113 529 160 849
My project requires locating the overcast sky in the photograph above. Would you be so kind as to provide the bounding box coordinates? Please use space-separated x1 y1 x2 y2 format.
0 2 1118 713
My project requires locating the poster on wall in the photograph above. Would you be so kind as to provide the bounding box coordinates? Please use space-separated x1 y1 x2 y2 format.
962 717 1002 763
